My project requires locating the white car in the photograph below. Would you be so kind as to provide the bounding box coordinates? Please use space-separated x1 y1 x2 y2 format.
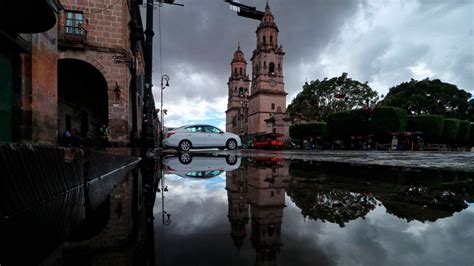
163 153 241 178
162 124 242 151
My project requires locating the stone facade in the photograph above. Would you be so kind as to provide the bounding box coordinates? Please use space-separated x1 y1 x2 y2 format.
57 0 145 145
226 45 250 134
31 30 60 143
225 4 290 142
0 0 145 146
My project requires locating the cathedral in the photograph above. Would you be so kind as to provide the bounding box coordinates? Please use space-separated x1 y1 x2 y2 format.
225 3 290 144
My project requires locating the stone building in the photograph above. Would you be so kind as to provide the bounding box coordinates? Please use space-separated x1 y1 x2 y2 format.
0 0 146 146
225 44 251 135
225 3 291 143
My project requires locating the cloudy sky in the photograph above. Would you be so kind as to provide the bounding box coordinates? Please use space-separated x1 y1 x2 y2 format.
146 0 473 130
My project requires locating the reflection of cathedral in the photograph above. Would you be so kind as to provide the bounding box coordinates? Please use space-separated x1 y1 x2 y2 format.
226 3 291 141
226 158 289 266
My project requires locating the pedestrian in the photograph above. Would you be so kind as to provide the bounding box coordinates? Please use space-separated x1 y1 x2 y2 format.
391 135 398 151
99 124 110 149
63 128 72 147
71 128 80 147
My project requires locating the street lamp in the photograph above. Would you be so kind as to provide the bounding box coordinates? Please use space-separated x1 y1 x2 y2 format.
158 163 171 225
238 89 248 140
160 74 170 148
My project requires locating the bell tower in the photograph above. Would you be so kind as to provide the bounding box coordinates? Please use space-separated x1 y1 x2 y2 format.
248 3 287 135
226 43 250 135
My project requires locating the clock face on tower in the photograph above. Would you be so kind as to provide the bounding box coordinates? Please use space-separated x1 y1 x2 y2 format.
269 79 276 87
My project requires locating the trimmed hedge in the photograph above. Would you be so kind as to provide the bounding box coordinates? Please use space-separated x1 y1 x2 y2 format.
442 119 460 143
409 115 444 142
373 106 407 137
456 121 471 144
289 122 328 140
327 111 353 139
327 109 372 139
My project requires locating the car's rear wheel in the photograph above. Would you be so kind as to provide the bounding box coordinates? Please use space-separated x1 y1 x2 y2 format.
226 155 237 165
226 139 237 150
179 140 192 151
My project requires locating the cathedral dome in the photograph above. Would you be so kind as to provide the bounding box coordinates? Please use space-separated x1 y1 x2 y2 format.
232 44 247 64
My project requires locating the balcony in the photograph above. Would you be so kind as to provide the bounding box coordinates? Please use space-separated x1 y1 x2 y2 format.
58 25 87 49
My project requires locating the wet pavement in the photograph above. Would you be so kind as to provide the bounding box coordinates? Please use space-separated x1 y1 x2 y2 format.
1 149 474 265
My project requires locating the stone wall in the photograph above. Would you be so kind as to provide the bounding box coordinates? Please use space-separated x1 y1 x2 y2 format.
58 0 134 145
30 28 59 143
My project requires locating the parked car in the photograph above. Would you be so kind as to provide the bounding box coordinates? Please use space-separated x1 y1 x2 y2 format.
162 124 242 151
163 153 241 178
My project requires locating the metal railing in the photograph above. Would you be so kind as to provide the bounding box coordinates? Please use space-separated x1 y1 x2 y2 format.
58 25 87 48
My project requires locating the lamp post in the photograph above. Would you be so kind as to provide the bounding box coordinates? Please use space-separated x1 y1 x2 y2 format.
238 89 248 140
160 74 170 147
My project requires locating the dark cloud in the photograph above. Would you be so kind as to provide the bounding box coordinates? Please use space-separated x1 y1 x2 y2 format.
148 0 363 101
141 0 473 125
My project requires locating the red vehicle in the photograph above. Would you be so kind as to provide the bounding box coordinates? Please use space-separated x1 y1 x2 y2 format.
252 133 285 150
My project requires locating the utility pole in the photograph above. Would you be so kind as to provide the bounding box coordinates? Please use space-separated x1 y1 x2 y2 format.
141 0 182 149
141 0 156 149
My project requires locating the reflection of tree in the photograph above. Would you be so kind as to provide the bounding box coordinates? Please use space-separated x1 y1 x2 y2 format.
382 186 468 222
288 161 474 224
288 179 376 227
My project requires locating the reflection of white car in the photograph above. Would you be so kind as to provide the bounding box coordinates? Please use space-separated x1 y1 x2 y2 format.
163 154 241 178
162 124 242 151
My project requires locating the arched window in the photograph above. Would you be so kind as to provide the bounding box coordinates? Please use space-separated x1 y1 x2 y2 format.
263 36 266 44
278 63 281 70
270 35 273 44
234 67 237 74
239 68 242 75
269 62 275 76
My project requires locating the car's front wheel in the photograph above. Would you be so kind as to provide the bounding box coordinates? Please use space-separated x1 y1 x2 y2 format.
178 140 192 152
226 139 237 150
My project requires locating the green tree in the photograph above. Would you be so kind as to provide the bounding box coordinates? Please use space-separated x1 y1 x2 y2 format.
287 73 379 121
380 78 472 119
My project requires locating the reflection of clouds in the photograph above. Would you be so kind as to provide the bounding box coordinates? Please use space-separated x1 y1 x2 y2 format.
287 196 474 266
153 173 474 266
156 174 227 235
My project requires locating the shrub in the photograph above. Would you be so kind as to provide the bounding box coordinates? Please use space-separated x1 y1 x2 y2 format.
327 111 353 139
410 115 444 142
442 118 460 143
456 121 471 145
290 122 328 140
373 106 407 138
